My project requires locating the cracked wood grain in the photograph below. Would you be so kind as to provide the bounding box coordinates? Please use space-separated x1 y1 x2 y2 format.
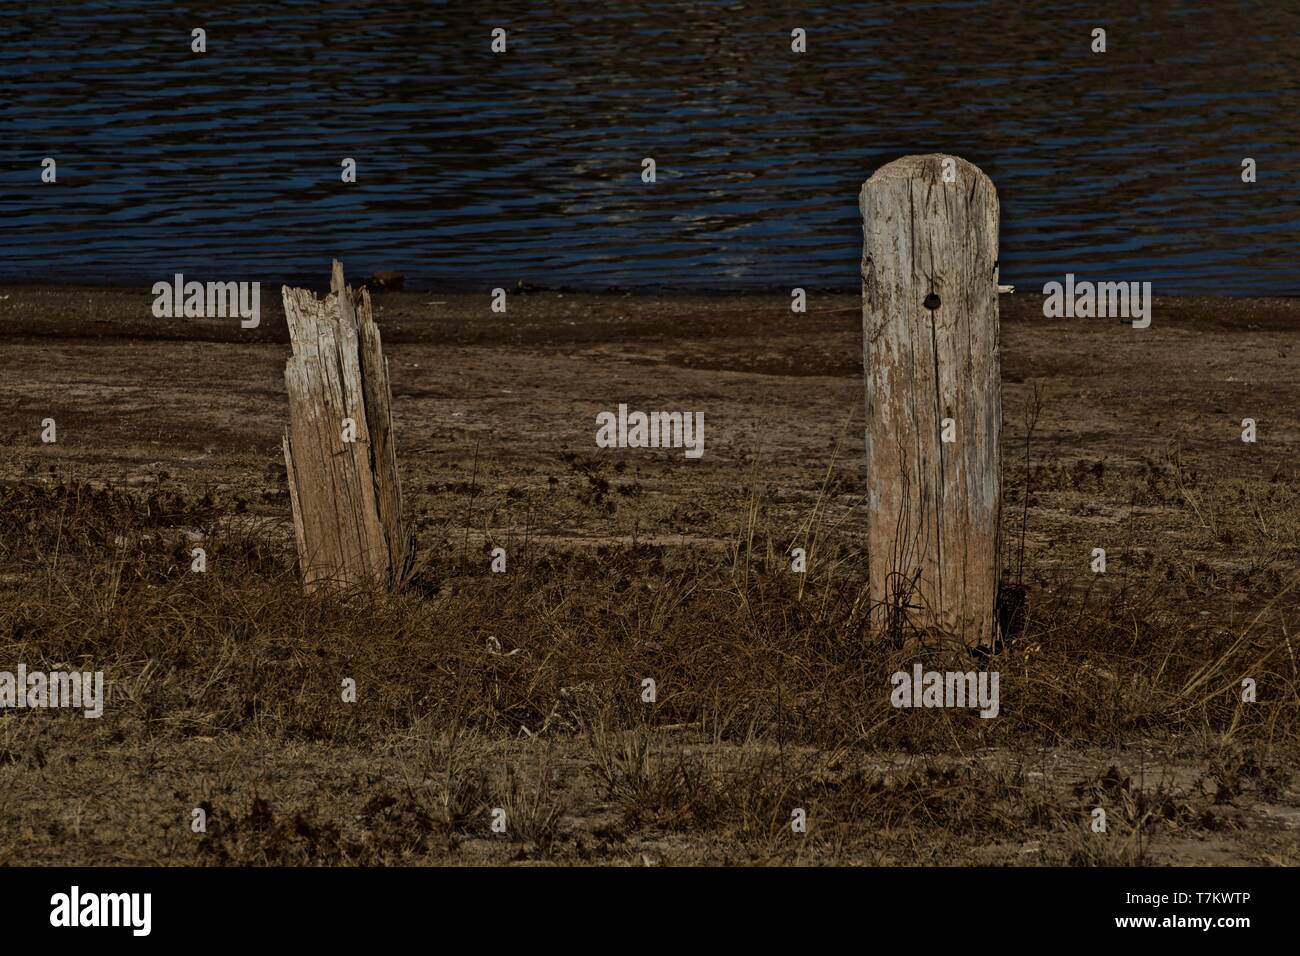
282 261 410 592
861 155 1002 647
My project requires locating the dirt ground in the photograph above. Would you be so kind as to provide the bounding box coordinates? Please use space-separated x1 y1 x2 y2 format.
0 285 1297 865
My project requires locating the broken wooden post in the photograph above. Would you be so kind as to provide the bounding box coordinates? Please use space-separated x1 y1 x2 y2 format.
282 261 410 591
860 155 1002 648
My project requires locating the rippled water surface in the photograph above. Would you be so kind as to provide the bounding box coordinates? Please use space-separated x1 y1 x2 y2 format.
2 1 1297 293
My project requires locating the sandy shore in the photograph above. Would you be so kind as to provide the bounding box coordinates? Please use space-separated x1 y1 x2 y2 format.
2 286 1297 579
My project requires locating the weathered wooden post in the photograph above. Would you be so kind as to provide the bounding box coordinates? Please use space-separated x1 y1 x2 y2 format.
860 155 1002 648
282 261 410 591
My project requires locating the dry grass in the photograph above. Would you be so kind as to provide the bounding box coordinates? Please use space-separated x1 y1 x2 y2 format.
0 458 1295 865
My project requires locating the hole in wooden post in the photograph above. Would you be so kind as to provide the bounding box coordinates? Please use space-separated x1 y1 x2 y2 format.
923 292 941 311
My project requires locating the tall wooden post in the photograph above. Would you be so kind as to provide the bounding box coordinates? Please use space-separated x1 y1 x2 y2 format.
282 261 410 592
860 155 1002 648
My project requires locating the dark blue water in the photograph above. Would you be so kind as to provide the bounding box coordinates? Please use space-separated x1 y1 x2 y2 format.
2 1 1297 294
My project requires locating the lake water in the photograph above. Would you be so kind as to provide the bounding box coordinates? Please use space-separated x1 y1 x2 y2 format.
2 1 1297 294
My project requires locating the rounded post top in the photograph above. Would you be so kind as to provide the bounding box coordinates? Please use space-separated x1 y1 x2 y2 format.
862 154 994 189
860 154 999 219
